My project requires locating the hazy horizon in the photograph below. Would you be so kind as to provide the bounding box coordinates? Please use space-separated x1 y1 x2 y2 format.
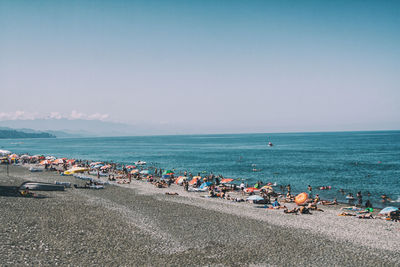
1 0 399 134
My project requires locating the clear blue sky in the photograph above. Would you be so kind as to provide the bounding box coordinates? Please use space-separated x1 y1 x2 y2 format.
1 0 399 133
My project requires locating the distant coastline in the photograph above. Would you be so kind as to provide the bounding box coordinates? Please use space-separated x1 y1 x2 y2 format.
0 129 55 139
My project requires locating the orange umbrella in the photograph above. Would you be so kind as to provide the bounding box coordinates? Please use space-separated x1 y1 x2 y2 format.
189 177 199 185
40 160 52 165
100 165 112 170
9 154 19 159
53 159 65 164
220 178 234 184
244 187 260 193
175 176 186 185
130 169 139 174
295 192 308 205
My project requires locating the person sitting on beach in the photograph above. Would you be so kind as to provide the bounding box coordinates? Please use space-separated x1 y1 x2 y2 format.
272 198 280 208
313 194 320 204
321 198 338 205
285 193 293 202
208 188 215 197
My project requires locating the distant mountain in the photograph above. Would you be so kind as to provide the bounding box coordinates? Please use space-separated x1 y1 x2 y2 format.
0 119 167 137
0 129 55 139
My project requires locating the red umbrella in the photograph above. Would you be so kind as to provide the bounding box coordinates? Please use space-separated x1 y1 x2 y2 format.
220 178 234 184
126 165 136 169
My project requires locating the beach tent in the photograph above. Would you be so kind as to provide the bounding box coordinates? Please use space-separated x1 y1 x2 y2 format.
220 178 234 184
199 182 213 189
379 207 399 215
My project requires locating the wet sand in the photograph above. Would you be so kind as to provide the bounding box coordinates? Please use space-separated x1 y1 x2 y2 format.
1 165 400 266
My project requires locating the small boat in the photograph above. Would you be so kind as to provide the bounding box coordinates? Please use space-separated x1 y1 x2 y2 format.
19 181 65 191
135 160 146 165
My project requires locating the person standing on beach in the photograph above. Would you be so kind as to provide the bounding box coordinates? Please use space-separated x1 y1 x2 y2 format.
286 184 291 195
184 181 189 191
308 185 313 198
357 191 362 207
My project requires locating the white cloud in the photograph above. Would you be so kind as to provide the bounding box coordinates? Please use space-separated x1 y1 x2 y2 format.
0 111 110 121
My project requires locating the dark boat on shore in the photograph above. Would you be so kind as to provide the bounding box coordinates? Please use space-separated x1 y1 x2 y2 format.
19 181 65 191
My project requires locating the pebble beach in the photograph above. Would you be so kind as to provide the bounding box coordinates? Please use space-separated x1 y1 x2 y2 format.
1 165 400 266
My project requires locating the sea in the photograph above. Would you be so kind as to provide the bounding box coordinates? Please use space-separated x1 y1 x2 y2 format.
1 131 399 208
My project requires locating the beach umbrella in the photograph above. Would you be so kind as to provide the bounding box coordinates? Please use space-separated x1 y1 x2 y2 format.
189 177 199 185
199 182 213 189
379 207 399 215
90 162 103 166
175 176 186 185
130 169 139 174
295 192 308 205
246 195 264 201
140 170 150 175
46 156 56 160
244 187 260 193
53 158 65 164
162 170 174 175
40 160 52 165
9 154 19 159
66 159 75 164
220 178 234 184
126 165 136 169
92 165 103 169
20 154 31 159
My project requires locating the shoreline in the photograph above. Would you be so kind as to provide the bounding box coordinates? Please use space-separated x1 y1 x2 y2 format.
1 164 400 265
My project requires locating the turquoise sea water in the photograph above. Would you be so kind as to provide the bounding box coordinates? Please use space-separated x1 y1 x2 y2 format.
1 131 399 208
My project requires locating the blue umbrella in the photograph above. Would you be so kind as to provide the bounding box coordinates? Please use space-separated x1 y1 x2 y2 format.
247 195 264 201
379 207 399 214
199 182 212 189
